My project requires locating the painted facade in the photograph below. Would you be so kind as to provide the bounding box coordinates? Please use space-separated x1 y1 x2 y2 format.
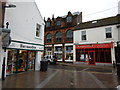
2 0 45 78
74 15 120 66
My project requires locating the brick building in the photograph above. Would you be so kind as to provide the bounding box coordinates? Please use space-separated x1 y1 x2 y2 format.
44 11 82 62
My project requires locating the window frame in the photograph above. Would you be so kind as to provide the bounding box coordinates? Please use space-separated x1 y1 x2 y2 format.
56 20 61 26
46 33 52 43
36 24 41 38
55 32 62 42
66 30 73 41
81 31 86 41
67 16 72 22
105 27 112 39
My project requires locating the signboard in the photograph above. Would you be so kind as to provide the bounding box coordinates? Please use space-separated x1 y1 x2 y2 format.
76 43 113 49
8 41 44 51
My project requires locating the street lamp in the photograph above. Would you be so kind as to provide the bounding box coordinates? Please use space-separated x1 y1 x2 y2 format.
1 3 16 80
4 4 16 8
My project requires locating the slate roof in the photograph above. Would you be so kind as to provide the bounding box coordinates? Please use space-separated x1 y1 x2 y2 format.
74 14 120 30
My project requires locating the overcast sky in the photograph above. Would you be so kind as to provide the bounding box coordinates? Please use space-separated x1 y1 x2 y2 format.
35 0 120 22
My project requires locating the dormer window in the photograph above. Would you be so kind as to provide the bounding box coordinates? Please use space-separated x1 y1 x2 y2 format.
46 22 50 27
57 21 61 26
67 16 72 22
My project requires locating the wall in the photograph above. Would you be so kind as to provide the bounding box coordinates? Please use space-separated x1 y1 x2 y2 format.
4 1 45 72
4 1 44 45
74 25 118 44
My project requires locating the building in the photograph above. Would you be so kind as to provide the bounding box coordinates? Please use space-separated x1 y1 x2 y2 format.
44 11 82 62
74 15 120 66
3 0 45 77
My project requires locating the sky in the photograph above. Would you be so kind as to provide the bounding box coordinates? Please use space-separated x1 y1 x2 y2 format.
35 0 120 22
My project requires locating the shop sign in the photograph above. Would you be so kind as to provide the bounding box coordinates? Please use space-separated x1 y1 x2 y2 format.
8 42 44 50
76 43 113 49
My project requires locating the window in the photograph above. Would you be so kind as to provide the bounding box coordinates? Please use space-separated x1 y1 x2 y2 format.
81 31 86 40
105 27 112 38
66 30 73 41
36 24 41 37
67 16 72 22
55 46 62 51
55 32 62 42
46 22 50 27
56 21 61 26
46 33 52 43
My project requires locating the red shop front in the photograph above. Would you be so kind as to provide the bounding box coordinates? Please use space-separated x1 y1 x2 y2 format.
76 43 113 65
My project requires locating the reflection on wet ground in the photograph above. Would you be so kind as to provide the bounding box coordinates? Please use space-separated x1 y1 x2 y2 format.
1 64 120 88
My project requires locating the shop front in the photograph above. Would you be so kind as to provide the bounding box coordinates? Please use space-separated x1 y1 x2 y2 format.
65 46 73 62
6 40 44 75
76 43 113 65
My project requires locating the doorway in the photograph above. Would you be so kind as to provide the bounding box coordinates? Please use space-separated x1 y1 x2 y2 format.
88 51 95 65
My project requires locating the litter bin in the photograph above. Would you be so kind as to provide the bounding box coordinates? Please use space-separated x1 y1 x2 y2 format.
40 61 48 71
40 57 48 71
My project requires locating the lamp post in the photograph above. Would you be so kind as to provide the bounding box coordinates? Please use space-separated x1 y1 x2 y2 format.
1 3 16 80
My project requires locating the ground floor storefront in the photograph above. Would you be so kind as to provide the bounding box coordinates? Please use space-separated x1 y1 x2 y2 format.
6 49 36 75
75 43 114 65
5 40 44 76
44 44 73 62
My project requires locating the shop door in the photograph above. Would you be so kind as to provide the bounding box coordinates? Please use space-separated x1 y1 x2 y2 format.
88 51 95 65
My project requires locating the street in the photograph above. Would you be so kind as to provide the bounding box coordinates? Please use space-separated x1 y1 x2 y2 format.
1 64 120 89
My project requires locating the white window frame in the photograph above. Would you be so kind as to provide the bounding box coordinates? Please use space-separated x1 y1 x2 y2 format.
81 31 86 40
105 27 112 39
36 23 41 38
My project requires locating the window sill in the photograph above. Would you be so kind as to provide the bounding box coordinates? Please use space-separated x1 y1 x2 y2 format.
80 40 87 42
104 38 114 41
35 36 42 40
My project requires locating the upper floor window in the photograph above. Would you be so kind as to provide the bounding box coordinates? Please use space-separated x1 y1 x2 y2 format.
46 33 52 43
36 24 41 37
105 27 112 38
46 22 51 27
66 30 73 41
56 21 61 26
81 31 86 40
67 16 72 22
55 32 62 42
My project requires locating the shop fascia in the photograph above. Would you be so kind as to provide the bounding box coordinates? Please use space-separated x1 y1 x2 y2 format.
8 40 44 51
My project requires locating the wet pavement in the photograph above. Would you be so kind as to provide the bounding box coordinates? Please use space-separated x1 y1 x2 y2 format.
1 63 120 89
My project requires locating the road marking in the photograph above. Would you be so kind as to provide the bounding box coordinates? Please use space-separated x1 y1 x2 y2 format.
87 72 107 88
36 70 59 88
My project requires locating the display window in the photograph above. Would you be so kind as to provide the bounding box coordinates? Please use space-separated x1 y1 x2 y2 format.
65 46 73 60
6 50 17 75
27 51 36 70
6 49 36 75
76 48 112 65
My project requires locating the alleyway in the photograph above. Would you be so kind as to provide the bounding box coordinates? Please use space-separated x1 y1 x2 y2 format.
1 64 120 89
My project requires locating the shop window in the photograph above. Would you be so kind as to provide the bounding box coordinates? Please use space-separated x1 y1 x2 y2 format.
55 46 62 51
55 32 62 42
105 27 112 38
6 50 17 75
67 16 72 22
46 22 51 27
28 51 36 70
46 33 52 43
66 30 73 41
36 24 41 37
81 31 86 40
105 51 111 63
56 21 61 26
65 46 73 60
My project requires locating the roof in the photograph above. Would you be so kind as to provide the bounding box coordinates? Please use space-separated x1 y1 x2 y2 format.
74 14 120 30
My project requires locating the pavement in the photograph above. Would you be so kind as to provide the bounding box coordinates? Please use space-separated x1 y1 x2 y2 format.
1 63 120 89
